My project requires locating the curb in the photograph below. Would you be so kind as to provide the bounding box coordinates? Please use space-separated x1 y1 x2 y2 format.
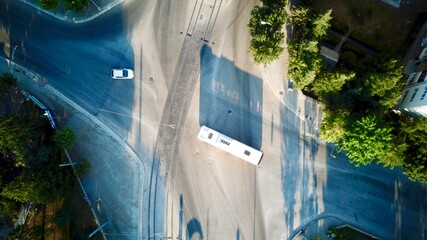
289 213 378 240
2 56 146 239
18 0 123 24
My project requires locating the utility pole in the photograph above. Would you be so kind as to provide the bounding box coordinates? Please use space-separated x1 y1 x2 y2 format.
90 0 101 11
11 45 17 61
59 162 81 167
88 219 109 238
10 45 17 70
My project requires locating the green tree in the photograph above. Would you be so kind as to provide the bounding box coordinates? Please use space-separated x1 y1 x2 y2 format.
397 116 427 182
403 157 427 182
75 158 92 175
287 8 332 89
0 115 46 166
310 235 324 240
1 170 40 203
312 71 355 98
363 59 404 109
53 127 76 149
289 7 332 40
37 0 59 10
319 108 349 142
249 31 285 65
376 139 406 169
289 6 309 27
1 166 74 204
0 73 17 97
0 196 20 221
65 0 89 12
248 3 287 65
288 40 323 89
338 115 394 166
312 10 332 38
339 51 362 70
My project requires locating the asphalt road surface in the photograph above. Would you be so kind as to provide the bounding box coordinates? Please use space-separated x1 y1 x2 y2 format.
1 0 426 239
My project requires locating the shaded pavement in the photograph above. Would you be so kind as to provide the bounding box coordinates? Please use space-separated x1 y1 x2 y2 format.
18 0 122 23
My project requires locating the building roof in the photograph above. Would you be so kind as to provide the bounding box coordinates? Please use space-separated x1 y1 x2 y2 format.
402 20 427 69
320 46 340 70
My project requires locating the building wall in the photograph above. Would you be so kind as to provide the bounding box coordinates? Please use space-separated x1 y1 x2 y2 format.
397 29 427 117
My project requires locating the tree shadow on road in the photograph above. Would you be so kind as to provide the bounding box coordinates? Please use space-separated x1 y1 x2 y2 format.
280 92 321 237
280 88 427 239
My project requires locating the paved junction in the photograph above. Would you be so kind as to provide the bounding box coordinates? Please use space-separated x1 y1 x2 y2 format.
0 0 426 239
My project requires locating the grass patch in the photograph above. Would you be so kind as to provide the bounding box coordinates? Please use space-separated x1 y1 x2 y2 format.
19 182 101 239
67 183 102 239
312 0 427 52
334 226 376 240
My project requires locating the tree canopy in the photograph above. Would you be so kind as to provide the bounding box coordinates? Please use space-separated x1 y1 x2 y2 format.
37 0 89 12
0 115 46 166
288 8 332 89
397 116 427 182
338 116 394 166
53 127 76 149
248 1 287 65
288 5 425 182
0 81 76 220
0 73 17 97
312 71 355 98
1 167 73 204
37 0 59 10
65 0 89 12
312 10 332 38
319 108 349 143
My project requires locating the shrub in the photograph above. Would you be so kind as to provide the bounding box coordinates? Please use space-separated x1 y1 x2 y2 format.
37 0 59 10
65 0 90 12
53 128 76 149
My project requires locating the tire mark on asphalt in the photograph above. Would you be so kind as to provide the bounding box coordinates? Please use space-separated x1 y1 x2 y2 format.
148 0 222 238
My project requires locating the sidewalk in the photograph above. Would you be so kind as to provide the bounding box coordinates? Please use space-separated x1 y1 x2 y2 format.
0 57 145 238
19 0 122 23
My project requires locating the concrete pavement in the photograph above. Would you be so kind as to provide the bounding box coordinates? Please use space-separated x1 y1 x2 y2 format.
5 0 427 239
0 57 145 238
18 0 122 23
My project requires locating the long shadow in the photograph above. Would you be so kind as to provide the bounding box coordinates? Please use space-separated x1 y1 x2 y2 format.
0 1 135 129
145 152 166 240
0 1 140 238
281 87 427 239
280 91 322 235
323 146 427 239
199 45 263 150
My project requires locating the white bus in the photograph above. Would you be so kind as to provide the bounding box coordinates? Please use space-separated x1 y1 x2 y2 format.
197 125 263 166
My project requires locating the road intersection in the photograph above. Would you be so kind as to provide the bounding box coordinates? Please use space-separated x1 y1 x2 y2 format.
0 0 426 239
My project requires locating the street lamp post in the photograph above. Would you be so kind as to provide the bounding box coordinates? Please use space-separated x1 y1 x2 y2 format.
88 219 109 238
11 45 17 61
89 0 101 11
260 20 272 26
10 45 17 70
59 162 81 167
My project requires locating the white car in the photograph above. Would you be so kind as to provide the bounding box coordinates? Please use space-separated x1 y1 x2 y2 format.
111 68 134 79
